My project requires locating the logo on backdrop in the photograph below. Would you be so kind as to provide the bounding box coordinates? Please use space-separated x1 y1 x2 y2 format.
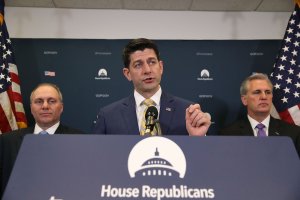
95 68 111 80
128 137 186 178
197 69 213 81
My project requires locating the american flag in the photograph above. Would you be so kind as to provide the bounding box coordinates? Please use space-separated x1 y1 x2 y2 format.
0 0 27 133
270 3 300 126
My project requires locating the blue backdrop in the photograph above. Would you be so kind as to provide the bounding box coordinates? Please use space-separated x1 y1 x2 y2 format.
12 39 281 134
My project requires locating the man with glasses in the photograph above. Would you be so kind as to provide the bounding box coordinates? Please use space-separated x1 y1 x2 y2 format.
0 83 84 197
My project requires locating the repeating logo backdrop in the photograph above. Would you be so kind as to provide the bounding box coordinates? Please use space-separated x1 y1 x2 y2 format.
11 39 281 134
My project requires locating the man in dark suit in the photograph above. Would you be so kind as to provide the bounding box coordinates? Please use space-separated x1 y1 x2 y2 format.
92 38 211 136
220 73 300 157
0 83 84 198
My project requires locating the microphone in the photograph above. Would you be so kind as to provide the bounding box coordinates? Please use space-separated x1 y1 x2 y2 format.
144 106 158 135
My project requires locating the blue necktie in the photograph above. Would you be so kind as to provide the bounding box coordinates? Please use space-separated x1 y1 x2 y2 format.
39 130 49 135
256 123 267 137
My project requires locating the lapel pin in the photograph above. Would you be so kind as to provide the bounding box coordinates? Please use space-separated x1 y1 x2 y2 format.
166 107 172 112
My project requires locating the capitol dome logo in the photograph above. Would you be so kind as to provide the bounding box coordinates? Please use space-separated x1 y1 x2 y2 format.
95 68 111 80
128 137 186 179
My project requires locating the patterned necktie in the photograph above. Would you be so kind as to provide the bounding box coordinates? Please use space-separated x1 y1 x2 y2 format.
39 130 49 135
140 99 157 136
256 123 267 137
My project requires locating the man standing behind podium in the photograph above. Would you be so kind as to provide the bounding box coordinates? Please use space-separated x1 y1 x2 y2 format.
92 38 211 136
220 73 300 157
0 83 84 197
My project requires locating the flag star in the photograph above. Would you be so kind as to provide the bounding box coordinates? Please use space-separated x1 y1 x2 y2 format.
294 41 300 47
283 46 289 52
6 49 12 55
3 54 7 59
0 73 5 79
293 11 297 15
294 91 300 98
297 72 300 78
0 84 2 89
288 68 294 74
281 96 288 103
280 55 287 61
296 32 300 38
278 64 285 70
283 87 290 93
0 31 2 36
6 76 11 82
286 77 292 84
6 39 11 44
0 64 5 69
2 44 6 50
295 82 300 88
274 83 280 89
290 19 296 24
290 59 296 65
298 23 300 28
276 74 283 80
287 28 293 33
285 37 291 42
292 50 298 56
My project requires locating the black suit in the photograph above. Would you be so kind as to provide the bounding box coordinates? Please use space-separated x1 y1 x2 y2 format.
0 124 84 198
220 116 300 158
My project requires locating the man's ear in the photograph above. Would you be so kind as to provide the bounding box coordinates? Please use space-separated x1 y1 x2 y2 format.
241 95 247 106
123 67 131 81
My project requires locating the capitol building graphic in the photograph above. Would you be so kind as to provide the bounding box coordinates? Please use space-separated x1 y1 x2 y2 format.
128 137 186 178
134 148 180 178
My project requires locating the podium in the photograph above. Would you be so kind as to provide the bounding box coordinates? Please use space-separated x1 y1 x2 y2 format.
3 135 300 200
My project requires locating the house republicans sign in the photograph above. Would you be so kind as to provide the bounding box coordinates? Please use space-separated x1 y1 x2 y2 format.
100 137 215 199
3 135 299 200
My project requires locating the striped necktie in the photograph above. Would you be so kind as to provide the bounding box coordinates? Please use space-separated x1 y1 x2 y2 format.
140 99 157 136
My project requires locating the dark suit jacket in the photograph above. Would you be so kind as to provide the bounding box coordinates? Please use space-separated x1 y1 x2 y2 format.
92 92 193 135
220 116 300 158
0 124 84 198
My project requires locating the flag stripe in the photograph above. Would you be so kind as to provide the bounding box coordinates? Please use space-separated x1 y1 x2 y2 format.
0 0 27 133
270 4 300 126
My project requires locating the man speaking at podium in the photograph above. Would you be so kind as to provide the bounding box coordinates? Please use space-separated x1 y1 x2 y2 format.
93 38 211 136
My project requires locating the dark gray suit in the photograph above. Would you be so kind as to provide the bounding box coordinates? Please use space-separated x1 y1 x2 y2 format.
220 116 300 158
92 92 193 135
0 124 84 198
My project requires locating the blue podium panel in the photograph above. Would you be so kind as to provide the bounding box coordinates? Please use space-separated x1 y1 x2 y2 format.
3 135 300 200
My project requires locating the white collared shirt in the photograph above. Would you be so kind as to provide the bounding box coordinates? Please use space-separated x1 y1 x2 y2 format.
33 121 60 135
134 88 161 131
247 115 270 136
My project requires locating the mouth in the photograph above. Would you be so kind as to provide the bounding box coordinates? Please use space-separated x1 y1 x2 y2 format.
143 77 154 83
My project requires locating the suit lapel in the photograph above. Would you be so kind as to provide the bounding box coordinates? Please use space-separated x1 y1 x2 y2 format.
268 117 280 136
121 95 139 135
159 92 175 134
239 119 254 136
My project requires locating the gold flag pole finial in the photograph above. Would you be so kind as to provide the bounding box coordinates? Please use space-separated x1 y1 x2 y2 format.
0 13 3 26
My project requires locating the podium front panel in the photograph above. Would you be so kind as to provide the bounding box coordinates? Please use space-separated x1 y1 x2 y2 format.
3 135 300 200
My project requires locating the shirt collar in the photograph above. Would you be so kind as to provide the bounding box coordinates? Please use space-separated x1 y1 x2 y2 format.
247 115 270 130
134 87 162 107
34 121 60 135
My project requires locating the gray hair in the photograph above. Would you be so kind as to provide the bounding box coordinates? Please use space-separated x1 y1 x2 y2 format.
240 73 273 95
30 83 63 103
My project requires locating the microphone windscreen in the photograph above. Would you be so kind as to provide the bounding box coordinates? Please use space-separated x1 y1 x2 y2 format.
145 106 158 119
